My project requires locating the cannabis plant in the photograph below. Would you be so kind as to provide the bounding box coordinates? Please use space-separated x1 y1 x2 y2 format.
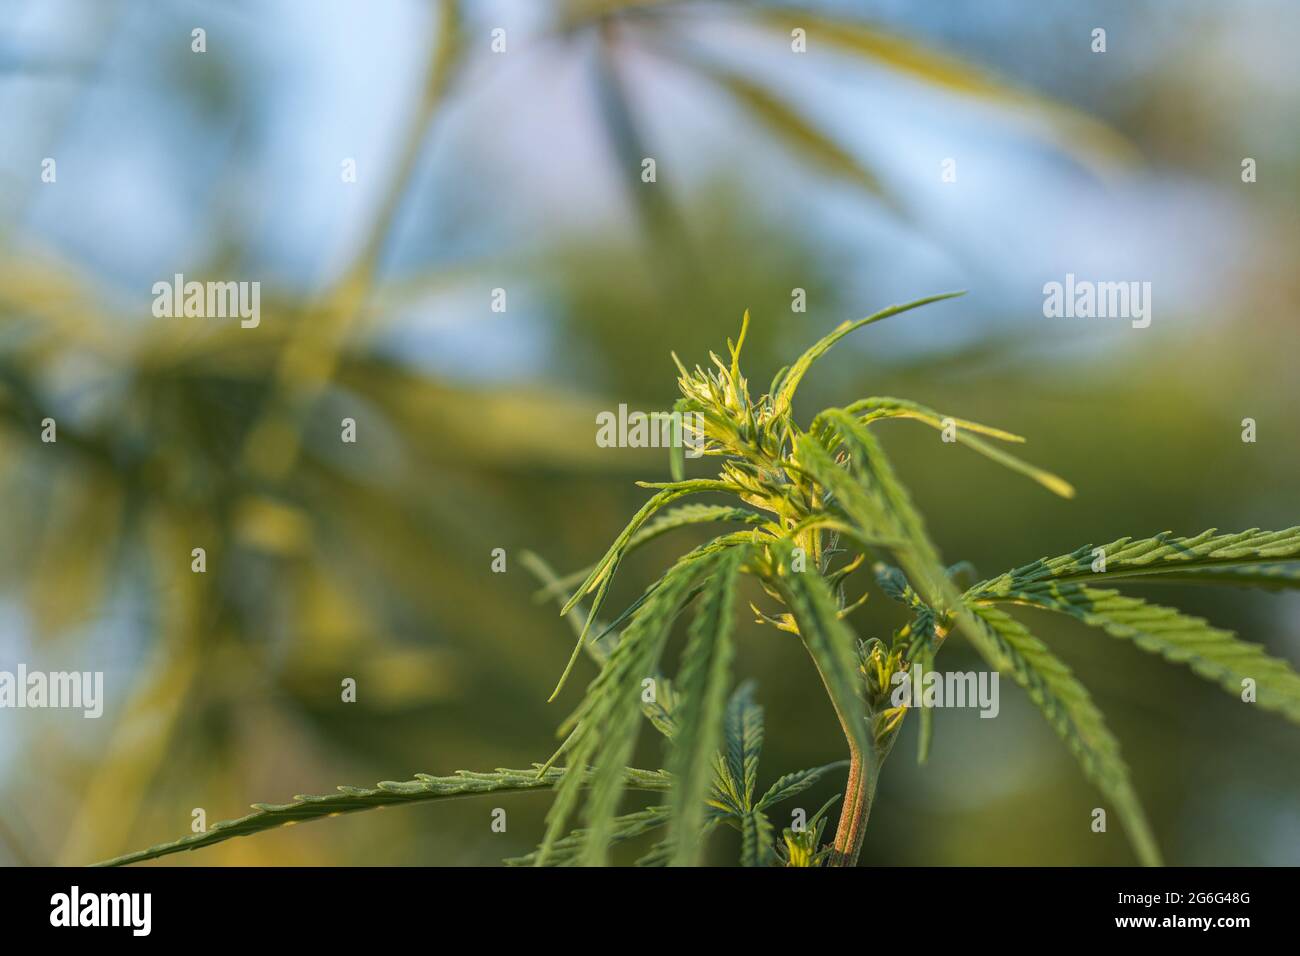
101 294 1300 867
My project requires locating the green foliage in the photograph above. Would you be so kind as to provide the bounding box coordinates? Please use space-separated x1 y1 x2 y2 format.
773 292 964 418
699 682 846 867
843 396 1075 498
504 807 673 867
721 683 774 867
662 47 890 204
548 480 740 702
962 530 1300 734
666 546 745 865
767 537 874 766
749 5 1138 169
969 528 1300 592
776 795 842 867
538 549 710 865
720 681 764 817
963 605 1161 867
104 295 1300 867
95 766 671 867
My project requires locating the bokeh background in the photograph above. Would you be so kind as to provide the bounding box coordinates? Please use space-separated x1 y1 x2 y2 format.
1 0 1297 866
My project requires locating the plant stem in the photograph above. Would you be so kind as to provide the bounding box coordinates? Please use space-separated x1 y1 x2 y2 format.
827 741 876 867
803 640 878 867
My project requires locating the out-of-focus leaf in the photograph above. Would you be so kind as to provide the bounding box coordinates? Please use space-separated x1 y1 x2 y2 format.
663 48 890 202
755 8 1139 171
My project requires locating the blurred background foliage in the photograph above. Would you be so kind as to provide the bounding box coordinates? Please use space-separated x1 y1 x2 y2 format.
0 0 1296 866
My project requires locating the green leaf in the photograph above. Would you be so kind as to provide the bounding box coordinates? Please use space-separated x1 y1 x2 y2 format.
506 806 672 867
841 395 1073 498
963 603 1161 866
798 411 1023 781
635 839 673 867
753 7 1138 172
967 528 1300 594
550 480 740 701
521 549 680 738
95 766 671 867
639 816 724 866
772 293 964 418
1138 563 1300 591
741 808 776 867
795 418 951 610
664 49 889 201
721 680 765 813
916 645 935 764
522 553 763 865
975 583 1300 724
539 546 733 866
768 538 873 766
756 760 850 811
667 545 746 865
530 504 765 602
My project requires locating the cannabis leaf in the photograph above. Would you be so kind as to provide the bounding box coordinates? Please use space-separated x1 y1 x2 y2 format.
963 604 1162 866
95 766 671 868
550 479 741 701
539 544 746 865
967 541 1300 723
504 806 673 867
772 292 964 418
105 295 1299 869
666 546 745 864
841 395 1074 498
970 528 1300 593
767 537 873 766
697 682 848 867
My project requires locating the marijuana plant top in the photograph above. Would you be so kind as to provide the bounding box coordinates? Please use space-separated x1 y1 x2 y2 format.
103 293 1300 867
